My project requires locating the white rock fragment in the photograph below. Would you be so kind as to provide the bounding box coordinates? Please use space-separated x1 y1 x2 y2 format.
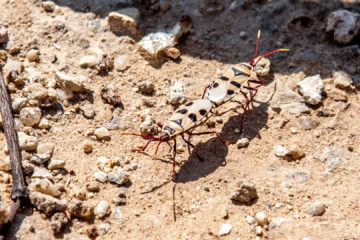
333 70 353 89
94 127 110 140
140 115 158 136
27 49 40 62
236 138 249 148
94 201 111 219
55 71 89 93
114 54 129 71
255 212 269 226
274 145 289 157
80 104 95 119
326 9 360 45
12 98 28 113
218 223 232 236
27 178 61 198
320 147 349 171
167 82 185 106
96 156 115 173
108 167 130 185
94 171 108 183
37 143 54 155
18 132 38 151
19 107 41 127
31 167 53 181
297 74 324 105
255 226 263 236
307 201 326 216
38 118 50 129
230 179 257 204
246 216 255 225
79 55 100 68
48 159 65 170
0 156 11 172
29 192 67 216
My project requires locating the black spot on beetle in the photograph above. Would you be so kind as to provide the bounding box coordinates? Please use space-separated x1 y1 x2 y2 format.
220 76 229 81
177 109 188 114
188 113 197 122
213 82 219 88
230 81 241 88
227 90 235 95
233 67 249 77
199 109 207 116
185 102 193 106
240 63 252 70
173 119 182 126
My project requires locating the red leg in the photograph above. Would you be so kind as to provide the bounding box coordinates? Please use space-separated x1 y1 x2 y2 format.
202 85 210 99
131 139 154 152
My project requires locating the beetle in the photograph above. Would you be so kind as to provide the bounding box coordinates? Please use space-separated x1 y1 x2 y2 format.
121 99 229 176
204 30 290 133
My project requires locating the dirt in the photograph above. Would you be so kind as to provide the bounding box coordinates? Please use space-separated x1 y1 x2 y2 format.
1 0 360 239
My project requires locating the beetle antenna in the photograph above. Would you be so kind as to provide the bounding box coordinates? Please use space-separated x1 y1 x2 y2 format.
249 30 261 66
252 49 290 66
121 132 161 141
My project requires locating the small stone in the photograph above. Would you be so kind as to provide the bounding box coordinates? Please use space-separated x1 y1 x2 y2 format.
94 171 108 183
27 178 61 198
0 156 11 172
68 200 94 220
18 132 38 151
138 82 155 94
114 54 129 71
97 156 113 173
87 226 98 238
230 179 257 204
55 71 89 93
164 47 181 59
83 140 93 153
297 74 324 105
50 212 69 234
274 145 289 157
74 188 87 200
316 107 335 117
31 167 53 181
80 104 95 119
255 226 263 236
22 160 34 174
0 203 9 228
108 117 121 130
30 153 52 164
86 182 100 192
37 143 54 155
27 49 40 62
0 27 9 44
48 159 65 170
94 127 110 140
94 201 111 219
327 89 348 101
167 82 185 106
255 212 269 226
98 223 111 235
12 98 28 113
333 71 353 89
42 1 56 12
236 138 249 148
307 201 326 216
320 147 349 170
29 192 67 216
100 82 123 106
246 216 255 225
140 115 159 136
79 55 99 68
299 118 318 130
19 107 41 127
287 144 305 160
107 8 139 36
108 167 130 185
239 31 247 39
254 57 271 77
218 223 232 236
220 208 228 219
38 118 50 129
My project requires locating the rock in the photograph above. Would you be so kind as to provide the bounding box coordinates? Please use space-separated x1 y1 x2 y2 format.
138 82 155 94
286 171 311 184
94 171 107 183
50 212 69 234
55 71 89 93
18 132 38 151
274 144 304 160
94 127 110 140
246 216 255 225
107 8 139 36
79 55 100 68
230 179 257 204
3 59 22 78
274 145 289 157
316 107 335 117
297 74 324 105
86 182 100 192
80 104 95 119
307 201 326 216
37 143 54 155
333 71 353 89
167 82 185 106
239 30 248 39
30 152 52 164
38 118 50 129
327 88 348 101
0 203 9 228
108 117 121 130
236 138 249 148
96 156 115 173
299 118 318 130
114 54 129 71
140 115 159 136
22 160 35 174
256 226 263 236
0 156 11 172
94 201 111 219
108 167 130 185
82 140 93 153
31 167 53 181
98 223 111 235
254 57 271 77
28 178 61 198
73 188 87 201
68 200 94 220
113 187 127 205
218 223 232 236
19 107 41 127
320 147 349 171
29 192 67 216
255 212 269 226
12 98 28 113
27 49 40 62
42 1 56 12
100 82 123 106
326 9 360 45
0 27 9 44
48 159 65 170
164 47 181 59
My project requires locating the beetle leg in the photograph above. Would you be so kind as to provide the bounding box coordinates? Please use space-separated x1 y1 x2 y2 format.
181 135 204 161
131 139 153 152
172 138 177 177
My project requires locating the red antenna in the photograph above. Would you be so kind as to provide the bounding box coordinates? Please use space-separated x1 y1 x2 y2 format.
249 30 261 66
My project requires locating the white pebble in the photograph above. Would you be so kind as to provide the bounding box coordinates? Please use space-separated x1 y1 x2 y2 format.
246 216 255 224
255 212 268 226
94 127 110 140
94 201 111 219
94 171 107 183
218 223 232 236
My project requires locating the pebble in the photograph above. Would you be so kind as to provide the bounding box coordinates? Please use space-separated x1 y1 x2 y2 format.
68 200 94 220
287 170 310 183
94 171 108 183
50 212 69 234
80 104 95 119
326 9 360 45
230 179 257 204
140 115 159 136
218 223 232 236
55 71 89 93
82 140 93 153
37 143 54 155
48 159 65 170
42 1 56 12
320 147 349 171
30 152 51 164
333 70 353 89
22 160 34 174
26 49 40 62
274 145 289 157
254 57 271 77
307 201 326 216
107 8 139 36
29 192 67 216
38 118 50 129
94 201 111 219
31 167 53 181
167 82 185 106
0 27 9 44
86 182 100 192
246 215 255 225
299 118 318 130
94 127 110 140
164 47 181 59
275 144 305 160
108 117 121 130
327 88 348 101
12 98 28 113
255 212 269 226
0 203 9 228
100 82 123 106
255 226 263 236
138 82 155 94
297 74 324 105
114 54 129 71
79 55 99 68
108 167 130 185
236 138 249 148
239 31 247 39
98 223 111 235
18 132 38 151
96 156 116 173
0 156 11 172
27 178 61 198
19 107 41 127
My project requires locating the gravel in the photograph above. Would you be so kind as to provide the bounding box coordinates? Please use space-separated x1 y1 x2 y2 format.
218 223 232 236
29 192 67 216
230 179 257 204
307 201 326 216
108 167 130 185
94 201 111 219
297 74 324 105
